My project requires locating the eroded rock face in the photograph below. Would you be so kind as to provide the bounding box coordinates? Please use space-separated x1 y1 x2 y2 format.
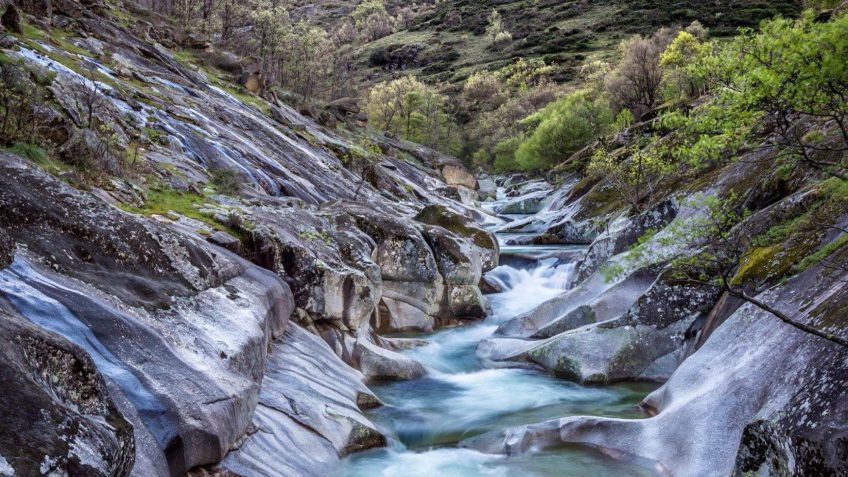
523 275 717 383
0 154 294 476
0 307 135 477
235 202 382 334
575 199 678 282
222 325 385 477
441 164 478 190
466 260 848 476
0 153 230 311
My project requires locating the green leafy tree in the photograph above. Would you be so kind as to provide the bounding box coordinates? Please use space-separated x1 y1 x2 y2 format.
366 76 454 151
664 12 848 179
659 30 710 104
513 90 614 171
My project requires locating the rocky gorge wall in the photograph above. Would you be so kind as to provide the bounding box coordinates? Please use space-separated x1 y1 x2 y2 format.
0 0 846 475
470 141 848 473
0 1 500 474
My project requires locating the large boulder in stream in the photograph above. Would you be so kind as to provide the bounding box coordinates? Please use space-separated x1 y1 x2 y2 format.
0 153 294 476
230 200 382 334
465 256 848 476
521 274 717 383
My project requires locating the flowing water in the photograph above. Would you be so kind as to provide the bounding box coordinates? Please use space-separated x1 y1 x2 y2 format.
335 216 658 476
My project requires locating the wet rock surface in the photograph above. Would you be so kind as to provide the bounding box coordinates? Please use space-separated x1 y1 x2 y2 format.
466 260 848 476
0 3 494 472
222 324 385 477
0 154 295 476
0 307 135 477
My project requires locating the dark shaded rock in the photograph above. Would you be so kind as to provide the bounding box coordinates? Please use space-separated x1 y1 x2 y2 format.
414 204 499 271
207 230 242 254
233 203 381 334
0 230 12 269
479 275 503 294
1 5 22 34
0 307 134 477
504 272 718 383
58 128 123 175
182 32 210 49
0 153 227 310
325 97 360 119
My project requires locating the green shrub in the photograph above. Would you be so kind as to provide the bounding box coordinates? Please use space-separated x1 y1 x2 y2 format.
513 90 613 171
210 168 242 195
8 142 47 162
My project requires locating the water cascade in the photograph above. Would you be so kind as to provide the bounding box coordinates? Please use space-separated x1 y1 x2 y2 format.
336 207 658 476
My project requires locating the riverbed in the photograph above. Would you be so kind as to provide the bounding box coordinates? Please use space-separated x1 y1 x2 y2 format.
335 212 658 476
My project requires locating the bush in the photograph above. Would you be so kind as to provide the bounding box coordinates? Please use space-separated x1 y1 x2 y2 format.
462 71 505 112
210 168 242 195
8 142 47 162
605 27 677 117
513 90 614 171
586 145 674 212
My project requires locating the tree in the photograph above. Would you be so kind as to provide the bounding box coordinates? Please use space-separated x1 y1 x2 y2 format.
663 11 848 179
70 61 106 129
659 30 710 103
605 27 677 117
513 90 614 171
462 71 505 112
250 1 292 87
485 9 512 46
278 21 333 103
365 76 452 150
587 144 674 212
352 0 395 41
215 0 250 43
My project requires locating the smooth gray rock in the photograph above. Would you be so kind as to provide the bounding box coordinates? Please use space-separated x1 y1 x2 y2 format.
223 324 385 477
0 155 294 476
465 261 848 476
354 339 427 381
0 307 134 477
477 178 497 201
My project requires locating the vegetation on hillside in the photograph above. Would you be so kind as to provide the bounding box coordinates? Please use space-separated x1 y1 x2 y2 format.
590 8 848 347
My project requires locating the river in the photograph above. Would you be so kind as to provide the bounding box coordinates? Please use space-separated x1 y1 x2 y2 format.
335 207 658 476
